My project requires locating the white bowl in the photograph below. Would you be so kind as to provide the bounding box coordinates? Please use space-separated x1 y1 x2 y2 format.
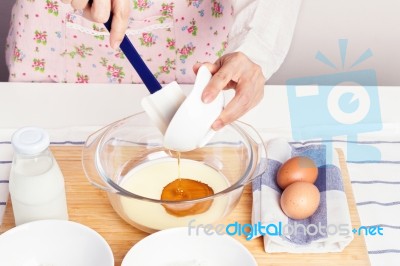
0 220 114 266
122 227 257 266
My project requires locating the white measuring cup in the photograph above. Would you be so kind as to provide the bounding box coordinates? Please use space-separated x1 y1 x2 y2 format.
141 66 224 152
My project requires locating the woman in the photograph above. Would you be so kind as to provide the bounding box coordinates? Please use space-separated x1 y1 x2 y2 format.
6 0 301 129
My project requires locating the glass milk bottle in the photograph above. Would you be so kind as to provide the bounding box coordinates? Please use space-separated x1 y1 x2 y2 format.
9 127 69 225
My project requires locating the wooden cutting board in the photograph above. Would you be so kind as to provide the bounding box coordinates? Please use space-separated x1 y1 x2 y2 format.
0 147 370 265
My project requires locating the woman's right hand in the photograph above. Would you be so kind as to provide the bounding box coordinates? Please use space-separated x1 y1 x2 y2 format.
61 0 130 49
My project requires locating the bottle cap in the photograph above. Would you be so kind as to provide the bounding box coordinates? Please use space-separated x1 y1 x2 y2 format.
11 127 50 155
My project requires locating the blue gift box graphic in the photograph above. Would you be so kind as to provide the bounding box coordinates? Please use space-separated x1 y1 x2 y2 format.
286 69 382 140
285 42 383 162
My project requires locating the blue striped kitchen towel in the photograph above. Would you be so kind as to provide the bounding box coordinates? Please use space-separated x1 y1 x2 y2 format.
0 141 13 225
252 138 354 253
343 138 400 266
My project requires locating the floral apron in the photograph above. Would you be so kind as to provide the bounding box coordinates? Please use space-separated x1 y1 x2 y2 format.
6 0 233 84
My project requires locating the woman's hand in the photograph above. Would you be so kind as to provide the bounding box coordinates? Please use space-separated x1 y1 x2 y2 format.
61 0 130 49
193 52 265 130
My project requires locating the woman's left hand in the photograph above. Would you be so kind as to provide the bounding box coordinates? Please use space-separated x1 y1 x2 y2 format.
61 0 130 49
193 52 265 131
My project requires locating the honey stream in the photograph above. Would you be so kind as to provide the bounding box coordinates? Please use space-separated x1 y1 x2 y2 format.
161 152 214 217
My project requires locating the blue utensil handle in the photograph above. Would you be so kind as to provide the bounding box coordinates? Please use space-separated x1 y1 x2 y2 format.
104 14 162 94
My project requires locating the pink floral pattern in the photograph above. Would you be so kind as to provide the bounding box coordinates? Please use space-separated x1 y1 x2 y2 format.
166 37 176 50
45 0 59 16
216 41 227 57
211 0 223 18
63 44 93 59
160 3 174 17
106 64 125 83
76 73 89 83
13 47 25 62
187 19 198 36
32 58 45 72
93 24 106 41
139 32 157 47
34 30 47 45
187 0 203 8
6 0 233 83
66 13 75 23
154 58 175 78
133 0 153 11
178 43 196 63
114 49 126 59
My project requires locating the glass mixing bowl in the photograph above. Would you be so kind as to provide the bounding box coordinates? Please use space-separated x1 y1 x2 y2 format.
82 112 266 233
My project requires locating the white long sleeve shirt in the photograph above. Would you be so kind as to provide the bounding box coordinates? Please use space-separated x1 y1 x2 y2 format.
228 0 302 80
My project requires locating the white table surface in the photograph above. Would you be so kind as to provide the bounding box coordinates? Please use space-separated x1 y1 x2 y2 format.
1 82 400 266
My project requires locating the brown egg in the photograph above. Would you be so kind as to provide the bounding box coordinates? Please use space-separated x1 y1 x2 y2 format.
277 156 318 189
280 181 320 220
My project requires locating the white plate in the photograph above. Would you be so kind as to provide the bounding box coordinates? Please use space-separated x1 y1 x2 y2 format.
0 220 114 266
122 227 257 266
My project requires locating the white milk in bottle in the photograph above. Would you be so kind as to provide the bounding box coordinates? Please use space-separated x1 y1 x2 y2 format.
9 127 69 225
